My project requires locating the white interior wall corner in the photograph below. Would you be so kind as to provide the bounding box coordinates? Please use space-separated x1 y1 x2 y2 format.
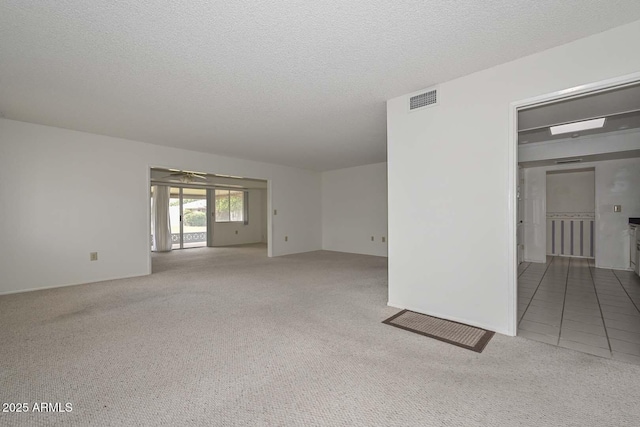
386 20 640 334
321 163 388 257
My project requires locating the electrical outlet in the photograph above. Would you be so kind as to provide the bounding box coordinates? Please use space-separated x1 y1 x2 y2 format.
614 205 622 212
274 209 277 215
285 236 288 242
371 236 374 241
90 252 98 261
382 237 386 243
235 230 238 234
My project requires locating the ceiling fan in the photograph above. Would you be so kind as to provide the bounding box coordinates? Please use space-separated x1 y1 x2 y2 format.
159 170 208 183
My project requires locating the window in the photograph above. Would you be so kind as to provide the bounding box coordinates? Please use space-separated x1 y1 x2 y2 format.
215 189 246 222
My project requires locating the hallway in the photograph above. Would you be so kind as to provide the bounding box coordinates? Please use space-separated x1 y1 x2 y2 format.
518 256 640 364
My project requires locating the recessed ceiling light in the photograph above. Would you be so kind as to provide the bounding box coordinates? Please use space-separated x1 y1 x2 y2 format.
550 118 605 135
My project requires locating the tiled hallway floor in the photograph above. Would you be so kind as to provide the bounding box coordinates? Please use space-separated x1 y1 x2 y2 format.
518 256 640 364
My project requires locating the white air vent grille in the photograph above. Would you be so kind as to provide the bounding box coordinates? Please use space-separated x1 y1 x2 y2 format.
556 159 582 165
410 89 437 110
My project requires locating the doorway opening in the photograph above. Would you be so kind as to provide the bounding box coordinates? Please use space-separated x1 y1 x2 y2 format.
149 167 270 263
511 74 640 362
169 186 208 249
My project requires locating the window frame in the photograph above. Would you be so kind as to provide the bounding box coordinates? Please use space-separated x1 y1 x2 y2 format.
214 189 249 224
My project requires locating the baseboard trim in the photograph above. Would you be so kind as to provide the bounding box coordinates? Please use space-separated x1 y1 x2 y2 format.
547 254 594 260
595 265 634 271
321 248 388 258
0 272 150 296
387 301 509 336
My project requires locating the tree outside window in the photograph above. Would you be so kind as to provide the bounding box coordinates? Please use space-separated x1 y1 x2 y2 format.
215 190 245 222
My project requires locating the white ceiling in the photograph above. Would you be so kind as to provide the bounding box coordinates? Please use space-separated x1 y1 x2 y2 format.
2 2 640 171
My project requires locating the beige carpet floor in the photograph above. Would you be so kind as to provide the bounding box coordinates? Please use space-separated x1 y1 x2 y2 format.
1 244 640 426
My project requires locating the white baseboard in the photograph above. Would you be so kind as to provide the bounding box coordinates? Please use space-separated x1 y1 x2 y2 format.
547 254 594 260
0 272 150 296
387 301 509 336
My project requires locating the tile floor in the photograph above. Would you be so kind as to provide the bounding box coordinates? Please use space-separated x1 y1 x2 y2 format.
518 256 640 364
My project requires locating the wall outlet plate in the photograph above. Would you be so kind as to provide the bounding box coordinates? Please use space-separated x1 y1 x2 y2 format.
235 230 238 234
285 236 288 242
614 205 622 212
382 237 386 243
90 252 98 261
371 236 374 241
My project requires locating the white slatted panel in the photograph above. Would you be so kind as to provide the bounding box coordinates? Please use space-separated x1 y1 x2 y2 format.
545 216 594 258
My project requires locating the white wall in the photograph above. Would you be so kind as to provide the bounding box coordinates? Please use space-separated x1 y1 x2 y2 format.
321 163 388 257
261 189 268 243
211 189 266 246
524 158 640 269
523 168 547 263
596 158 640 269
386 19 640 334
0 119 322 294
546 170 595 213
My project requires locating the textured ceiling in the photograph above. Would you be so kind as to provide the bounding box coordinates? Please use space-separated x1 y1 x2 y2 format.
2 1 640 171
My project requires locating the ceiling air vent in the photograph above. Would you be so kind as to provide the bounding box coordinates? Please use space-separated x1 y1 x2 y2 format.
409 88 438 111
555 159 583 165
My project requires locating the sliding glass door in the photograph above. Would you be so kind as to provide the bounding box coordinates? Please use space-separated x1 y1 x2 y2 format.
169 187 207 249
182 187 207 248
169 188 182 249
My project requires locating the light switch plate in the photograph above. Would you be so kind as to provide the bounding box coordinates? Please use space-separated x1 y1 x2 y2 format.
614 205 622 212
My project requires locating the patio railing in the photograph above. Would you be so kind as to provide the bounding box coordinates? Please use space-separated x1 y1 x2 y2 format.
171 232 206 243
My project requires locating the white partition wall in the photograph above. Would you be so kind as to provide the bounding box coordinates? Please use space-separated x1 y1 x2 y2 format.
387 20 640 335
0 119 322 295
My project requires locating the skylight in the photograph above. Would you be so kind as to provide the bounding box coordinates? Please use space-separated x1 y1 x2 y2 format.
549 118 606 135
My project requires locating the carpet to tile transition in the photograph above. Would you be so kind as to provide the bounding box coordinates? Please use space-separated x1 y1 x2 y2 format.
383 310 494 352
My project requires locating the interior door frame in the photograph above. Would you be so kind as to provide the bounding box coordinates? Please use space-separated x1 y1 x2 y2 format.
507 71 640 336
146 166 273 275
178 187 184 249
